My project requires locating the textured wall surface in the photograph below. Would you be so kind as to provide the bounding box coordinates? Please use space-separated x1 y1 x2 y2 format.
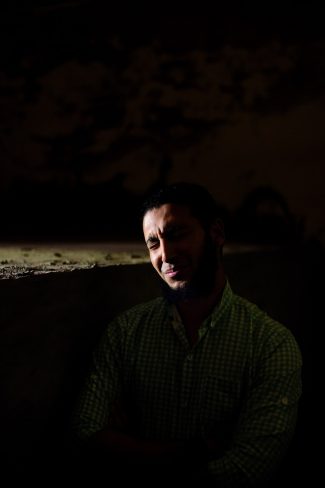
1 4 324 242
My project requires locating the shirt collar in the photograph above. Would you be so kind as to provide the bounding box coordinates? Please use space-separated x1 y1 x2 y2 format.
168 279 234 330
209 279 233 329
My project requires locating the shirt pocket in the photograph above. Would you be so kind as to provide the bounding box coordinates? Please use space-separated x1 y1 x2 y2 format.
199 375 241 439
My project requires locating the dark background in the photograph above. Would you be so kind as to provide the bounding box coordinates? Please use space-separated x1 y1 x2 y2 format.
1 1 324 245
0 3 322 483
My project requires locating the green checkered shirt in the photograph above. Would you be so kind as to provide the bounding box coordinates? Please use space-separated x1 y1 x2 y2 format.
73 281 302 486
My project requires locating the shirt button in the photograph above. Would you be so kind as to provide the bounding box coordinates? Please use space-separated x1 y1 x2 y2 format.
187 354 193 361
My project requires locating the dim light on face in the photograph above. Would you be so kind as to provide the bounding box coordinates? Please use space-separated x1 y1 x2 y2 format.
143 203 210 291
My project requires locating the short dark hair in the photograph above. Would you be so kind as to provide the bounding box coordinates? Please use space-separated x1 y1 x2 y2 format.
140 182 221 229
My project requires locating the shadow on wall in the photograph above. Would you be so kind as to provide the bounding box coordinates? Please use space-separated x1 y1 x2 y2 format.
0 181 306 245
231 186 305 245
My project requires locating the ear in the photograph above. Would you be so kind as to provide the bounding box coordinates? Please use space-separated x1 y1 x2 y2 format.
209 218 225 246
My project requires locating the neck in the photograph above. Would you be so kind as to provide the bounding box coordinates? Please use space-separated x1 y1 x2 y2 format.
176 267 226 344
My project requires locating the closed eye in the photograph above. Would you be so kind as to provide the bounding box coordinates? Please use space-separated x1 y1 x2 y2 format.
165 227 190 241
146 237 159 250
145 226 191 250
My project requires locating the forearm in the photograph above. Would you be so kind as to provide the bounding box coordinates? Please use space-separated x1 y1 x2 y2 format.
206 407 299 487
87 427 186 466
86 427 219 472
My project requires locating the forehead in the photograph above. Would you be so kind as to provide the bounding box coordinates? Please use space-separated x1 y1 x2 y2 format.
143 203 197 235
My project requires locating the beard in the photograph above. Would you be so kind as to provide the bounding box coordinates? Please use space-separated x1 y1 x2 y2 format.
160 235 220 304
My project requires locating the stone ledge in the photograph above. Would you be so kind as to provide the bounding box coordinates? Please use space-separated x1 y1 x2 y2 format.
0 242 149 279
0 241 267 279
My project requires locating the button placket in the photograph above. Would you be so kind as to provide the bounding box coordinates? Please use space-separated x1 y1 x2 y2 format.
180 352 194 409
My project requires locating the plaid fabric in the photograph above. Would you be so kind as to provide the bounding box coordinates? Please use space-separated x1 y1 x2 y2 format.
73 281 302 486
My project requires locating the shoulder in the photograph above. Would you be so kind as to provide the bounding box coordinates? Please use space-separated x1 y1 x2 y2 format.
95 297 167 352
231 292 289 336
104 296 167 335
118 296 166 323
230 292 302 366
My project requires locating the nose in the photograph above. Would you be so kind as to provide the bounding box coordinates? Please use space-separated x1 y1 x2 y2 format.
160 238 176 264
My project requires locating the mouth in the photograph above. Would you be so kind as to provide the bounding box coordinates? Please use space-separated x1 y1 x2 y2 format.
163 265 188 279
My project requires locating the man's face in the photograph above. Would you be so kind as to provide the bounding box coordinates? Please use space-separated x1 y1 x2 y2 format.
143 203 223 299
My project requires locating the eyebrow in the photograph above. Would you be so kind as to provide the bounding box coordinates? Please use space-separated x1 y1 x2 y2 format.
145 224 188 246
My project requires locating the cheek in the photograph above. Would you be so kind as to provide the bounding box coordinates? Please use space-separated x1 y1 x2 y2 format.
150 254 161 271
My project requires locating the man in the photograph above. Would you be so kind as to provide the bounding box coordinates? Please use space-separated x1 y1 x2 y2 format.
73 182 302 486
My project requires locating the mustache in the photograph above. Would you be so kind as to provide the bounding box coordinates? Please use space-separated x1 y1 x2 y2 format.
161 237 220 303
161 262 187 273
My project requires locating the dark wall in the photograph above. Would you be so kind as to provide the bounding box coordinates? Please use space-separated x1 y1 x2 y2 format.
1 3 324 242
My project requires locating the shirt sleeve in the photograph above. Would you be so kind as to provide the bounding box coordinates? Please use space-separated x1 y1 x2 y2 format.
207 326 302 487
72 318 124 441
